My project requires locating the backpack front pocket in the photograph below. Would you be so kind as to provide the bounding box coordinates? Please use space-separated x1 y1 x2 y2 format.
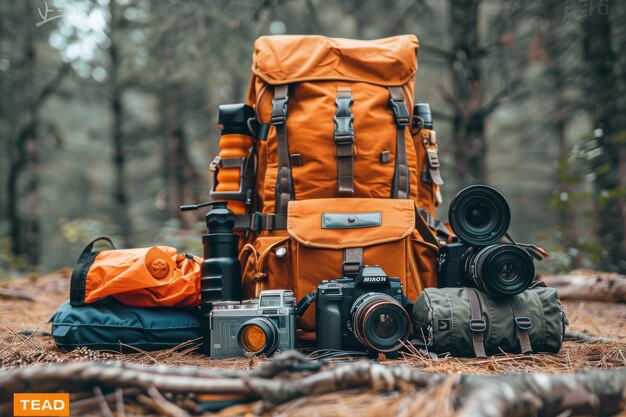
287 198 417 331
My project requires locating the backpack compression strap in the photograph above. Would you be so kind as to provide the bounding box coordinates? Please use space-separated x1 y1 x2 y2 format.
509 296 533 353
388 87 410 200
466 288 488 358
334 87 355 197
271 85 293 215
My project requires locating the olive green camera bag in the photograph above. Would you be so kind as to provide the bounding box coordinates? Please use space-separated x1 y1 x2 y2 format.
412 283 567 357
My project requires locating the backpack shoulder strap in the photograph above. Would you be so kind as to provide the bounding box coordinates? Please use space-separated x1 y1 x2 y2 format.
388 86 410 199
271 85 293 214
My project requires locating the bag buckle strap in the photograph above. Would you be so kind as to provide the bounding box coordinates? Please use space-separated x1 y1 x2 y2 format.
342 247 363 278
271 96 288 125
343 261 361 277
469 319 487 333
515 317 533 330
390 98 410 126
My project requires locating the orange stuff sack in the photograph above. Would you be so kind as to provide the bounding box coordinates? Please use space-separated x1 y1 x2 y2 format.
207 35 445 330
70 237 201 308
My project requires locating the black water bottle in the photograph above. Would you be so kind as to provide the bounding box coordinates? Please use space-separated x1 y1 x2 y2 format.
180 200 242 354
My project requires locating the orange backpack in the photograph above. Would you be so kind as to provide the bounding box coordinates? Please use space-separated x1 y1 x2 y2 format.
210 35 444 331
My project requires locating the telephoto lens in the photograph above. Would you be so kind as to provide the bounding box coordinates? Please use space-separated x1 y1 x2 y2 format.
350 292 411 353
448 185 511 246
464 244 535 296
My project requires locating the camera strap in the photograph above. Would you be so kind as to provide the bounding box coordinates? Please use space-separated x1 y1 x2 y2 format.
414 208 440 248
296 290 317 318
504 233 549 261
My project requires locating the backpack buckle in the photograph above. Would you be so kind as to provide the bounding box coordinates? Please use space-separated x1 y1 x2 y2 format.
515 317 533 330
250 212 262 231
469 319 487 333
334 94 354 148
390 98 410 126
426 148 440 168
271 96 288 125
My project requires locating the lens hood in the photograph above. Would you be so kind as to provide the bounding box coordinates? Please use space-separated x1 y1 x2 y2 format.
448 185 511 246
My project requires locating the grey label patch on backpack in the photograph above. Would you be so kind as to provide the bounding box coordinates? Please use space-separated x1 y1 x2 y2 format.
438 320 450 331
322 212 382 229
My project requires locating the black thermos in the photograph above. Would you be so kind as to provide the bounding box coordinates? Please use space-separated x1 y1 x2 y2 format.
180 200 242 355
414 102 433 129
201 201 242 308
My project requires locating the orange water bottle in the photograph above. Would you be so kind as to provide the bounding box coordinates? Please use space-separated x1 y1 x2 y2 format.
210 104 256 215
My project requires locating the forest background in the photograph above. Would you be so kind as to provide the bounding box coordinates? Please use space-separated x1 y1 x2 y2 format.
1 0 625 277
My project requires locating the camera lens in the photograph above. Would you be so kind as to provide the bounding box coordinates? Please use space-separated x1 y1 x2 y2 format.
449 185 511 246
465 202 490 228
372 313 398 339
466 244 535 297
351 293 410 352
498 261 516 281
237 317 277 355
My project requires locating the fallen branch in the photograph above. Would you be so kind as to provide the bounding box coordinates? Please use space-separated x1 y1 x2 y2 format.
455 369 626 417
145 386 190 417
0 352 625 416
565 331 620 344
542 270 626 303
0 289 37 302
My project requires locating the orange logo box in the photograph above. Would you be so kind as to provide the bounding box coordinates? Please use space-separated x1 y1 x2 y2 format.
13 393 70 417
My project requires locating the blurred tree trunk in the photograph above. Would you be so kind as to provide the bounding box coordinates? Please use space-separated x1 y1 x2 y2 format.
7 1 37 263
158 86 173 220
544 7 581 268
612 5 626 273
447 0 487 186
109 0 132 247
160 86 202 224
6 4 68 267
24 0 40 267
582 10 626 273
166 84 184 221
8 0 40 267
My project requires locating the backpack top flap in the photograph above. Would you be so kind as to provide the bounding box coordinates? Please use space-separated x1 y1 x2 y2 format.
251 35 419 86
287 198 415 249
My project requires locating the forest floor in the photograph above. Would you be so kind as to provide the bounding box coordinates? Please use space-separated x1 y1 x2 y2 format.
1 270 625 416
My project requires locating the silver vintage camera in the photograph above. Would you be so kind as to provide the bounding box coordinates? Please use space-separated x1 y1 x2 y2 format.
209 289 297 358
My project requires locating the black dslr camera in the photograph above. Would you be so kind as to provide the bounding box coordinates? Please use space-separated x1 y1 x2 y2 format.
316 265 411 353
438 185 540 297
